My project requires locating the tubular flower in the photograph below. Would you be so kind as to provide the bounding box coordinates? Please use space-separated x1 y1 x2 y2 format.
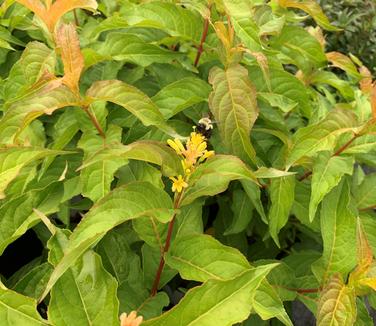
167 129 215 193
120 311 143 326
167 138 185 155
169 175 188 193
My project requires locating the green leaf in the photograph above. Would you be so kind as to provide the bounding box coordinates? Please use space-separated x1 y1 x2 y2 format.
286 109 358 168
278 0 340 31
123 2 203 42
98 33 182 67
165 234 292 326
222 1 263 51
142 264 277 326
270 25 326 71
0 81 79 144
225 189 253 235
312 180 357 282
258 92 298 113
0 182 63 255
181 155 258 206
0 147 67 199
342 135 376 155
253 282 293 326
48 230 119 326
209 65 259 163
3 41 55 102
10 263 52 300
80 140 183 177
241 179 267 223
152 77 211 119
309 151 354 221
247 65 311 117
355 173 376 210
0 282 48 325
41 182 173 301
316 274 357 326
254 167 296 179
268 175 295 247
85 80 170 131
310 71 355 100
78 126 128 202
166 234 251 282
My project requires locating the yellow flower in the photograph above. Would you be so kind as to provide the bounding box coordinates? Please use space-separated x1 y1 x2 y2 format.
167 138 185 155
169 175 188 193
187 132 206 149
120 311 143 326
199 150 215 162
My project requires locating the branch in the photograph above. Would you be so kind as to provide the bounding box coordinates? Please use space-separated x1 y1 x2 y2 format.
82 105 105 138
150 192 184 296
194 5 212 67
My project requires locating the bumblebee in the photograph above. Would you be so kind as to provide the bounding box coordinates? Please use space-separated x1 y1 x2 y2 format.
196 117 214 139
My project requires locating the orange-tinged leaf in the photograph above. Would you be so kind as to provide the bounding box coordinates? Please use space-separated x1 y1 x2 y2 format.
17 0 97 32
372 83 376 119
317 274 357 326
349 217 374 290
326 52 360 79
55 23 84 94
47 0 97 31
278 0 340 31
359 66 373 95
356 216 373 271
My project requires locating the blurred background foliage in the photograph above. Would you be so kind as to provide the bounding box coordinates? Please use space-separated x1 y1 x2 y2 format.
318 0 376 74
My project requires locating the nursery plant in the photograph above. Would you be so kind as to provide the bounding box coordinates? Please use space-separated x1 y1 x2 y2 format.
0 0 375 325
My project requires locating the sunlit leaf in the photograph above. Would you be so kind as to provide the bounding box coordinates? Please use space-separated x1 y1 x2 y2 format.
181 155 258 206
123 1 203 42
209 64 258 163
0 80 79 144
277 0 340 31
41 182 173 301
309 151 354 221
85 80 169 131
316 274 357 326
0 282 48 325
98 33 182 67
152 77 211 119
286 109 358 168
312 181 357 282
0 147 67 199
80 140 183 177
48 230 119 326
268 175 295 247
55 23 84 94
143 264 278 326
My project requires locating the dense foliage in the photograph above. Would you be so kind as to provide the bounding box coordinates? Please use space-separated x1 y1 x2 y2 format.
318 0 376 73
0 0 375 325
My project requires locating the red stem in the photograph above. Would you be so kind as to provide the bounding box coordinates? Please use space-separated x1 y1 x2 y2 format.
82 106 105 138
359 205 376 211
150 192 183 296
279 285 321 294
194 6 211 67
73 9 79 26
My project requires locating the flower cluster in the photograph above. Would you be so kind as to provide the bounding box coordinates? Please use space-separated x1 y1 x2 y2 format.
167 131 214 193
120 311 143 326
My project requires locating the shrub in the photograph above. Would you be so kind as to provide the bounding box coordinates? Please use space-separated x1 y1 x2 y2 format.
0 0 375 325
